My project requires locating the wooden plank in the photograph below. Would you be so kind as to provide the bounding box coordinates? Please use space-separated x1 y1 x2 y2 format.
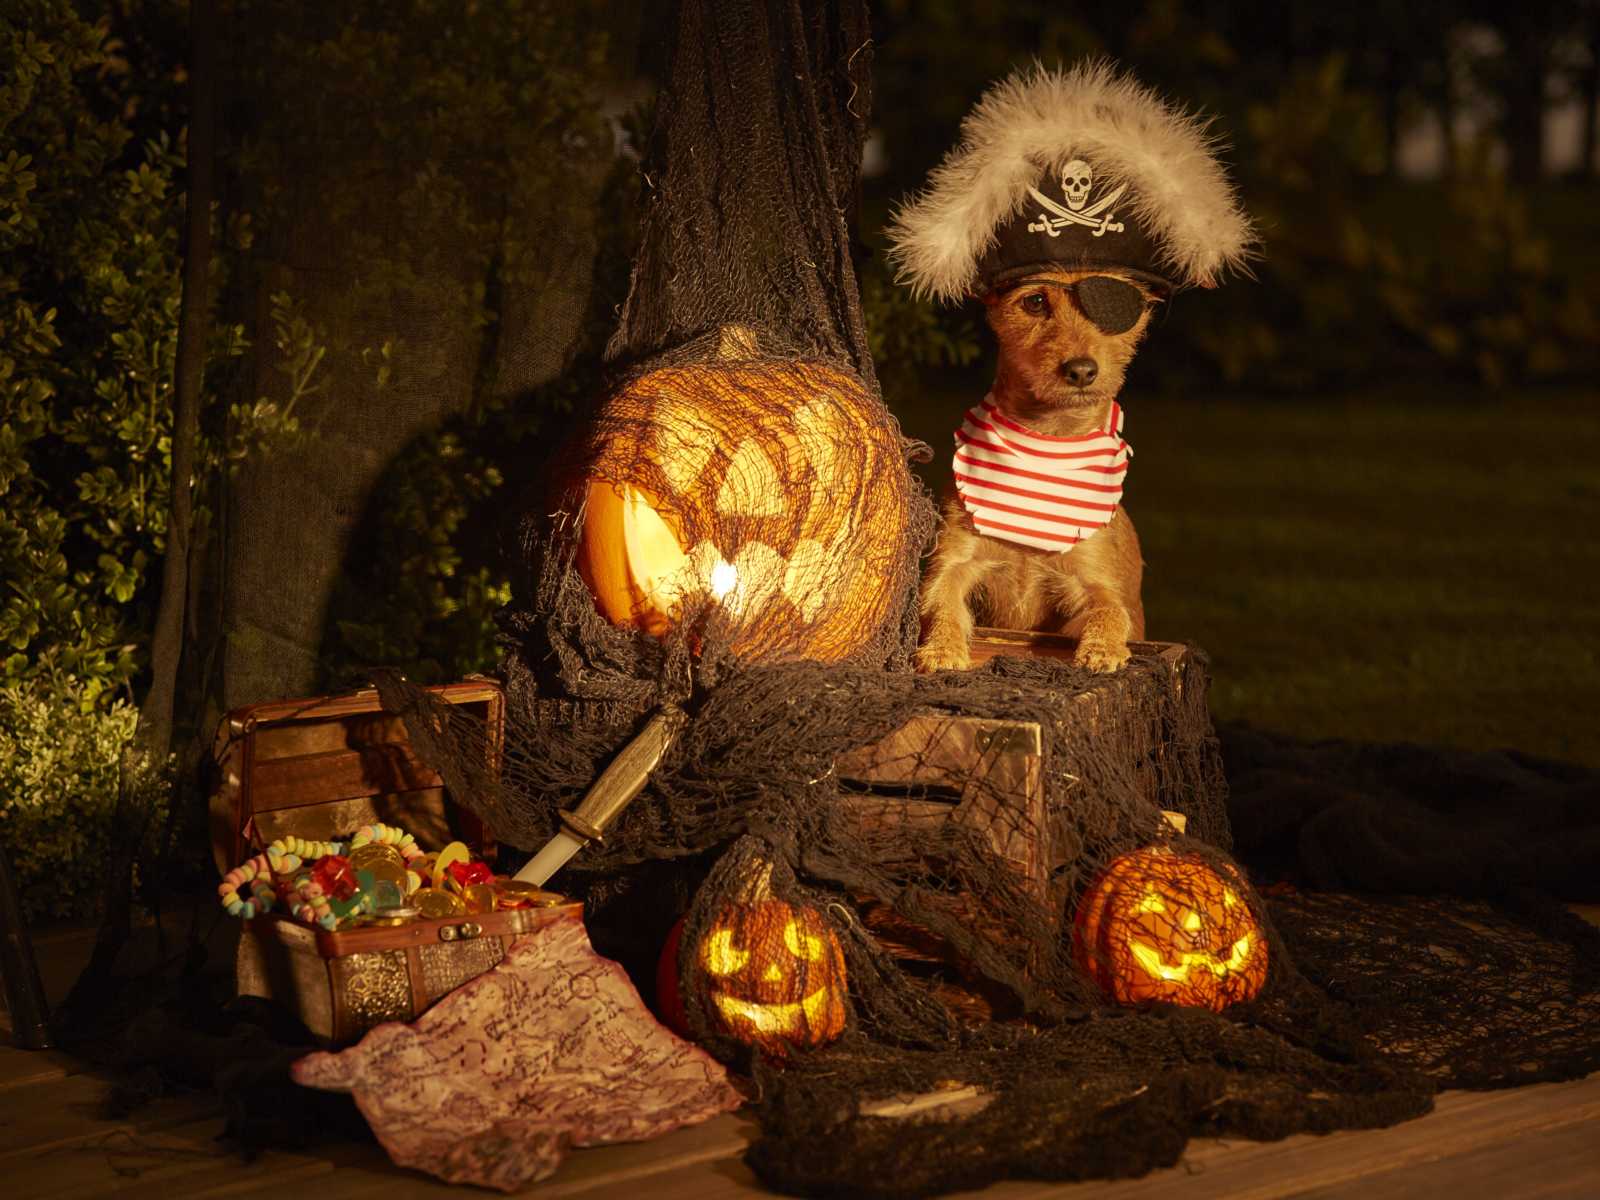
10 1075 1597 1200
0 1043 78 1092
967 628 1187 669
835 713 1042 785
0 1074 219 1164
251 714 412 761
1288 1115 1600 1199
1568 903 1600 929
216 1112 757 1200
1017 1074 1600 1199
226 682 501 735
13 1115 234 1199
543 1147 769 1200
512 1078 1600 1200
834 795 959 836
248 745 443 812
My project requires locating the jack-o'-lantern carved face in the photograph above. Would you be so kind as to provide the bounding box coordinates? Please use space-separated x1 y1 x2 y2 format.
657 896 849 1057
700 900 847 1050
1073 848 1268 1011
574 354 913 664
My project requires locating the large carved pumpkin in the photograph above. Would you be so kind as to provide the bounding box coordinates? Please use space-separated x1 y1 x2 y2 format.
1072 848 1268 1011
657 897 849 1057
575 357 912 664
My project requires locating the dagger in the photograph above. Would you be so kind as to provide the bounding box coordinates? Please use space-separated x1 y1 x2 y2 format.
514 703 690 887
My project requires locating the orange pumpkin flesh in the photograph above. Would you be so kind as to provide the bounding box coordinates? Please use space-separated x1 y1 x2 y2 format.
1073 848 1268 1012
574 360 910 664
576 479 686 638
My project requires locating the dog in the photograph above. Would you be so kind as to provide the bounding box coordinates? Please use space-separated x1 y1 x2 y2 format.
885 64 1255 674
915 267 1159 674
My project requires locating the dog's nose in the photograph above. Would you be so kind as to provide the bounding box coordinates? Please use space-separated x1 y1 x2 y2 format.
1060 357 1099 388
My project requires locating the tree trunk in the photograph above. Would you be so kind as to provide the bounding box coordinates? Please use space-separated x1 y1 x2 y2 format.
1501 35 1550 181
1582 27 1600 178
1438 73 1459 178
1382 51 1404 179
64 0 216 1019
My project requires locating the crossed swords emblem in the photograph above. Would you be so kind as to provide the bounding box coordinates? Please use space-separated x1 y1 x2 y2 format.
1026 182 1128 239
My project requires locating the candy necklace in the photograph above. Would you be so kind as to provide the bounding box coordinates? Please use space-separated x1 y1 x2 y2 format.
218 853 277 918
350 822 424 861
288 873 338 930
266 835 345 876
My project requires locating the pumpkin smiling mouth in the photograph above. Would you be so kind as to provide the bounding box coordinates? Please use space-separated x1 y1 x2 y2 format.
1128 934 1255 982
711 987 836 1035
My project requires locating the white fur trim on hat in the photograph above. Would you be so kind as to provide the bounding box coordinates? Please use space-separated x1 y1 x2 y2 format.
885 61 1258 302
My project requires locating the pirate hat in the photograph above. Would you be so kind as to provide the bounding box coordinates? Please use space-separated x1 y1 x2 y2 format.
886 62 1257 302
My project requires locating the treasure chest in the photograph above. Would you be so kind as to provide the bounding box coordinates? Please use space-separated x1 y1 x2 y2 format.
210 678 581 1044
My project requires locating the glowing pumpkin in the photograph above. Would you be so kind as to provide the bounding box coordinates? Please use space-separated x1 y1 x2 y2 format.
657 898 849 1057
1072 848 1268 1011
574 356 912 663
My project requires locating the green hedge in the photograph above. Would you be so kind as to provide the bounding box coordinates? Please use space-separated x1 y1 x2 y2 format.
0 675 170 922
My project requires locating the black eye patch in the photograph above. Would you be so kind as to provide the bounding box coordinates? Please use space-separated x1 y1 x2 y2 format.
1071 275 1146 334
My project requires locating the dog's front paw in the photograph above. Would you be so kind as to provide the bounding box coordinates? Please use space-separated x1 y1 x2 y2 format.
915 639 973 674
1073 638 1130 673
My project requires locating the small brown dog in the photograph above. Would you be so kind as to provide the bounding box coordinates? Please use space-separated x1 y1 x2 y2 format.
915 268 1157 674
887 64 1255 674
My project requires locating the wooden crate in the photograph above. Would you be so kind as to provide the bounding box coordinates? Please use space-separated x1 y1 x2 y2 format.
209 678 580 1044
831 628 1201 1018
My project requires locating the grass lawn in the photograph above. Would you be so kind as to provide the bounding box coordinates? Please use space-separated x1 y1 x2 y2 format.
891 383 1600 767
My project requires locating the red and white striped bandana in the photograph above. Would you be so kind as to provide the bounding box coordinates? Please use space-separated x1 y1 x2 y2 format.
953 396 1130 552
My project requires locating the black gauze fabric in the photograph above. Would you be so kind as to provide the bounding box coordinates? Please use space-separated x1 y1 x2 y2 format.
371 3 1600 1196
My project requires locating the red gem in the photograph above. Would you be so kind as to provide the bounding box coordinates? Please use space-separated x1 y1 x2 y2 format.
312 854 358 901
447 860 493 888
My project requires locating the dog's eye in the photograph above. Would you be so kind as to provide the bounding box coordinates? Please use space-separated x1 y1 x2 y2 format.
1020 292 1048 316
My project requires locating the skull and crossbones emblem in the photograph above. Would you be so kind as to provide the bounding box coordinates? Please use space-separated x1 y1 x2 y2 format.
1028 158 1126 238
1061 159 1093 210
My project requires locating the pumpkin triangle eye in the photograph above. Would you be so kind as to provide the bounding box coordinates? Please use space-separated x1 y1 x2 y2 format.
1136 891 1167 914
1183 910 1203 933
718 438 786 516
783 919 827 959
703 929 750 975
657 416 718 493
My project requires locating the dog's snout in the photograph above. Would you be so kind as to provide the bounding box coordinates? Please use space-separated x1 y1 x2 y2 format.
1059 357 1099 388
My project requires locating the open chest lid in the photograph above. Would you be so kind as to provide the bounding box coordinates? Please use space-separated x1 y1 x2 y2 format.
207 677 502 875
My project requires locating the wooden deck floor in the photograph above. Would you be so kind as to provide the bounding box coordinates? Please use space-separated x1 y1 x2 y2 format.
5 912 1599 1198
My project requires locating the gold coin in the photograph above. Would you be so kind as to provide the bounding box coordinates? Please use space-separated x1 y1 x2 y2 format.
349 844 406 875
413 887 465 919
432 841 471 890
491 879 543 896
364 913 413 927
362 858 409 892
493 878 567 907
462 883 496 914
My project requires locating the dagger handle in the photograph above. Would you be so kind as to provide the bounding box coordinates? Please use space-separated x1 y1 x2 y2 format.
558 704 688 844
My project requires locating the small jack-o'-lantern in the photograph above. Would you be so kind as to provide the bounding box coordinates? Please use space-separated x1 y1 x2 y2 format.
657 898 849 1057
1072 848 1268 1011
575 352 912 664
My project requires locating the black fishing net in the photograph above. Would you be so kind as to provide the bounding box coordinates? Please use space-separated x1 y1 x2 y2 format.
356 2 1600 1195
